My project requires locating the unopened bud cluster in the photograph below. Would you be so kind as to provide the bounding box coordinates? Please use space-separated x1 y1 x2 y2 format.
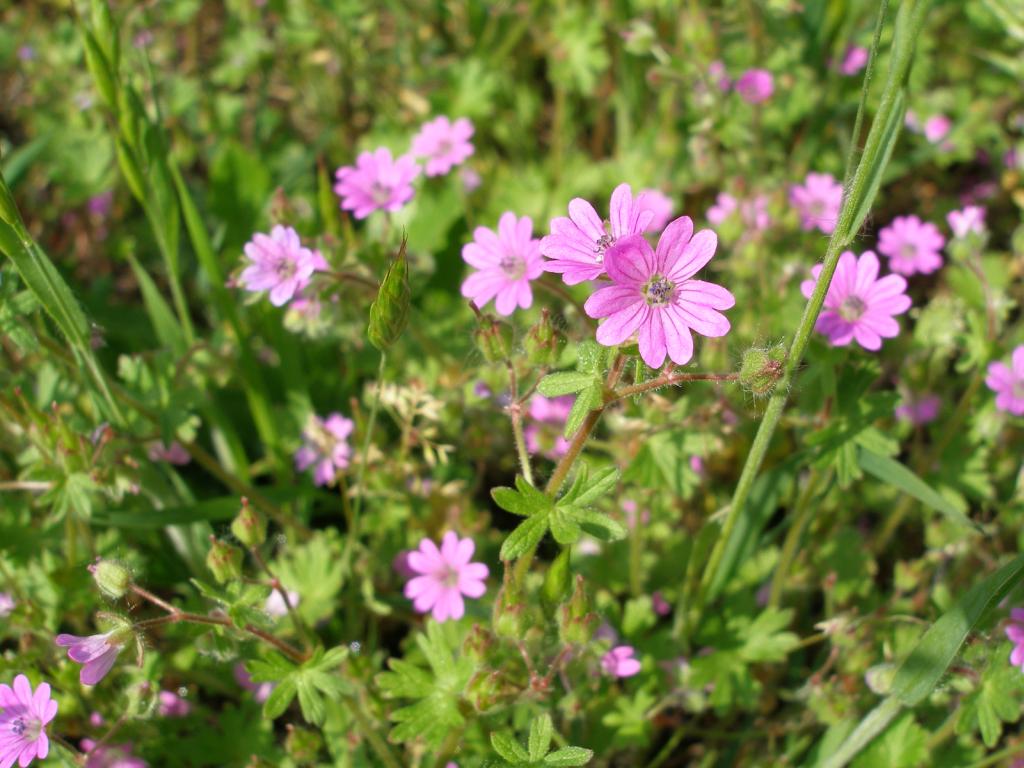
738 343 786 398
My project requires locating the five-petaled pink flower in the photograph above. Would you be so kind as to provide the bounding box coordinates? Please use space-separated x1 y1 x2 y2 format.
877 215 945 276
0 674 58 768
734 69 774 103
524 395 573 459
239 226 325 307
1007 609 1024 671
637 189 674 233
404 532 489 623
56 632 125 685
584 217 735 369
294 412 354 487
800 250 911 351
602 646 641 678
411 117 475 177
895 394 941 425
541 183 655 285
157 690 190 718
706 193 736 226
334 148 420 219
789 173 844 234
839 46 868 75
461 213 544 316
986 346 1024 416
947 206 986 239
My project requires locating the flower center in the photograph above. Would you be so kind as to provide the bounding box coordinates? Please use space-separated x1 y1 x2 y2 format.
437 140 453 157
275 256 297 280
370 182 393 205
838 295 867 322
440 566 460 588
593 233 615 263
10 716 40 741
644 275 675 306
899 243 916 260
499 253 526 280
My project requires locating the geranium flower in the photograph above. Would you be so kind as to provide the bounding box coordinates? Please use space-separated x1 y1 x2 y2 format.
947 206 985 239
789 172 844 234
1007 608 1024 671
524 395 573 459
403 532 489 622
460 212 544 316
157 690 190 718
0 674 58 767
637 189 674 233
411 116 474 177
81 739 147 768
334 148 420 219
294 412 354 487
56 631 126 685
840 45 868 75
986 346 1024 416
895 394 941 425
601 646 641 678
239 226 325 307
877 215 945 276
734 68 773 103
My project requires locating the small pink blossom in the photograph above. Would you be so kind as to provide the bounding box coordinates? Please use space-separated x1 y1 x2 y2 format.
524 395 573 459
403 532 489 623
147 441 190 466
294 412 354 487
740 195 771 232
235 664 274 703
637 189 674 232
652 592 671 616
461 212 544 316
895 394 941 425
706 193 736 226
460 167 482 193
541 183 655 285
800 250 911 351
0 593 14 618
157 690 190 718
924 114 951 143
1006 608 1024 671
947 206 986 239
81 739 147 768
905 110 921 131
708 60 731 91
0 674 58 768
56 632 125 685
334 148 420 219
877 215 945 276
734 69 773 103
986 347 1024 416
789 173 844 234
265 590 300 618
239 226 325 307
839 45 869 75
584 217 735 369
411 116 475 177
601 646 641 678
690 455 705 475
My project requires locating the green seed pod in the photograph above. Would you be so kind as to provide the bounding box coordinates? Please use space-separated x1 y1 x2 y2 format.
230 498 266 548
474 314 512 363
91 559 131 600
206 537 243 584
524 308 560 366
738 343 786 398
558 574 596 645
462 623 495 664
541 547 572 609
367 238 411 351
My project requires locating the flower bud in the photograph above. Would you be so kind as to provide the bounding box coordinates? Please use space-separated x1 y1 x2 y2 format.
285 724 323 765
206 537 243 584
474 314 512 363
90 559 131 600
492 576 526 640
738 343 786 398
864 663 896 695
541 547 572 609
230 498 266 548
463 623 495 664
524 308 560 366
465 669 517 713
367 238 410 351
558 574 596 645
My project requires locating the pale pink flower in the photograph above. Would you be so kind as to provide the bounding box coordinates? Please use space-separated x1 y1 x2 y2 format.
0 675 58 768
734 69 773 103
739 195 771 232
81 739 147 768
840 45 868 75
404 532 489 623
334 148 420 219
411 117 475 177
541 183 655 285
924 115 951 143
789 173 844 234
986 347 1024 416
56 632 125 685
637 189 674 232
147 441 190 466
708 60 731 91
652 592 671 616
460 167 482 193
904 110 921 131
234 664 274 703
1006 608 1024 671
461 213 544 316
877 215 945 276
895 394 941 425
800 251 911 351
601 646 641 678
0 594 14 618
524 395 573 459
294 412 354 487
706 193 737 226
947 206 986 239
584 217 735 369
264 590 300 618
157 690 190 718
690 455 705 475
239 226 325 307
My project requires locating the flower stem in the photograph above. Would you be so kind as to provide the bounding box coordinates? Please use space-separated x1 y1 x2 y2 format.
249 546 315 649
507 362 535 486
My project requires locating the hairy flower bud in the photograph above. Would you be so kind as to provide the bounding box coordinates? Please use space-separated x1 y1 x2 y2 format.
542 547 572 609
230 498 266 548
558 575 596 645
90 559 131 600
492 573 526 639
206 537 243 584
474 314 512 363
465 669 517 713
524 308 560 366
463 623 495 664
738 343 786 398
367 238 410 351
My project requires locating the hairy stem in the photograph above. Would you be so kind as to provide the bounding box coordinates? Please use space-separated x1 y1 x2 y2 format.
507 362 535 486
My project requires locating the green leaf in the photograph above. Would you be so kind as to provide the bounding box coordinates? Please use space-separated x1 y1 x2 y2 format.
564 383 602 439
820 697 904 768
548 507 582 545
491 486 539 517
501 513 550 560
528 714 554 761
126 253 187 356
845 89 905 238
262 676 297 720
490 731 529 763
367 237 410 350
537 371 599 397
577 512 627 542
295 674 326 726
851 712 928 768
858 447 979 532
957 645 1024 747
571 466 619 507
544 747 594 766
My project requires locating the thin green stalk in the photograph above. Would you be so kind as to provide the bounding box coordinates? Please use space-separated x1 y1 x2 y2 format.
506 362 535 485
768 468 829 608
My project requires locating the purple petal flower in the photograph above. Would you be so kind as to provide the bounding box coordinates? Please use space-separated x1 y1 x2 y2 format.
334 148 420 219
81 739 147 768
707 193 737 226
601 646 641 678
877 215 945 276
986 346 1024 416
411 117 475 177
56 632 124 685
0 593 15 618
461 212 544 316
234 664 274 703
839 46 868 76
947 206 986 239
524 395 574 459
789 173 843 234
403 532 489 623
636 189 674 233
295 412 354 487
157 690 191 718
734 69 773 103
238 225 323 307
924 115 951 143
0 674 58 767
895 394 941 425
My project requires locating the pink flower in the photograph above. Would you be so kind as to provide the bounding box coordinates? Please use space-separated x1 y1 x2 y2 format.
839 46 868 75
584 217 735 369
895 394 941 425
460 213 544 316
234 664 274 703
0 594 14 618
147 441 190 466
157 690 190 718
334 148 420 219
1006 608 1024 671
789 173 844 234
706 193 737 226
239 226 324 307
403 532 489 622
986 347 1024 416
652 592 671 616
740 195 771 232
601 646 641 678
877 215 945 276
524 395 573 459
637 189 674 233
265 590 300 618
924 115 951 143
0 675 58 767
708 60 731 91
800 250 911 351
294 412 354 487
411 117 474 177
947 206 986 239
734 69 773 103
541 183 655 285
81 739 147 768
56 632 125 685
460 167 482 193
690 455 705 475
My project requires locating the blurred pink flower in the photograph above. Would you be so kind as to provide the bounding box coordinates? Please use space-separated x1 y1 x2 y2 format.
800 251 911 351
584 217 734 369
157 690 190 718
524 395 573 459
239 226 325 307
392 550 416 579
294 412 354 487
895 394 941 425
707 193 737 226
82 739 146 768
147 441 190 466
739 195 771 232
789 173 843 234
708 60 731 91
461 212 544 316
1006 608 1024 670
637 189 674 233
877 215 945 276
234 664 274 703
924 114 951 143
986 347 1024 416
265 590 300 618
541 183 655 285
411 116 475 177
460 167 482 193
334 148 420 219
652 592 671 616
0 675 58 768
602 646 641 678
839 46 868 75
0 593 15 617
734 69 773 103
690 455 705 475
947 206 986 239
404 532 489 622
56 631 125 685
